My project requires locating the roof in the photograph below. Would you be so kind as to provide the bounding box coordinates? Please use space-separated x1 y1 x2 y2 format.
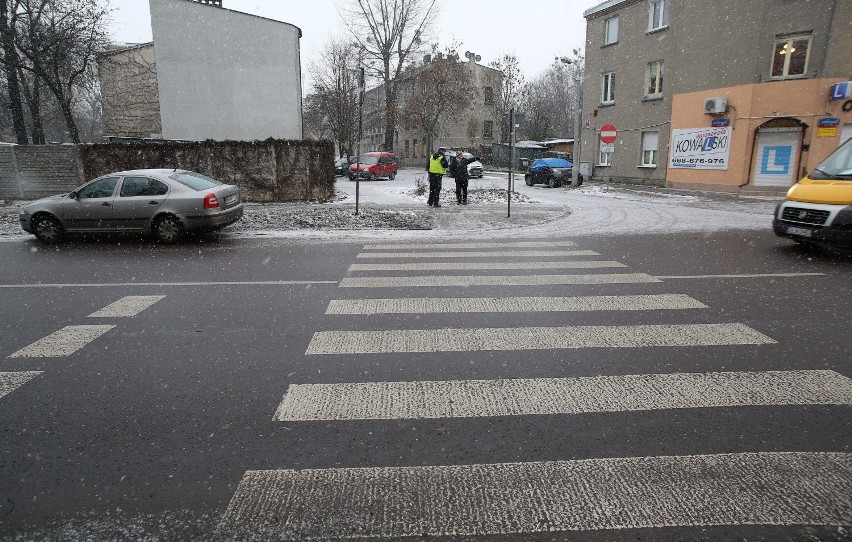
98 42 154 57
584 0 632 18
541 139 575 146
514 140 546 149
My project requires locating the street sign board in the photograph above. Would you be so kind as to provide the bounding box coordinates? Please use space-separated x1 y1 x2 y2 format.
600 124 617 144
600 143 615 153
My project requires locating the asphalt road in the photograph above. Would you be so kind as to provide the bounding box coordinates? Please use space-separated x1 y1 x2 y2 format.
0 229 850 541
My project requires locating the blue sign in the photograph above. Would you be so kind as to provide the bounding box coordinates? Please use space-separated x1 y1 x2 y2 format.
760 146 792 175
818 117 840 128
830 81 851 101
711 119 730 127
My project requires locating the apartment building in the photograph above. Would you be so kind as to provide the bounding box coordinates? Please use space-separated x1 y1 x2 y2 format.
99 0 303 142
358 57 502 164
581 0 851 192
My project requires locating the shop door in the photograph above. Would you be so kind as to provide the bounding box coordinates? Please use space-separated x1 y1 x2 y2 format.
752 128 801 187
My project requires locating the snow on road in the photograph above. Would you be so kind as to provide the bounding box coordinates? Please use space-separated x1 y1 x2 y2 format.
1 167 781 243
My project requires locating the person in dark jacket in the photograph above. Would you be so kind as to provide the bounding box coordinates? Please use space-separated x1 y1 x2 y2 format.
426 147 449 207
452 151 472 205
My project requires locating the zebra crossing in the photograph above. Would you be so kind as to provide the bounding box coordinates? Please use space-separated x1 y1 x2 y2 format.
1 295 166 401
217 240 852 538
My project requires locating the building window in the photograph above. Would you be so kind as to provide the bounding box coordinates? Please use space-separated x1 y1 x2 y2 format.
641 131 659 167
649 0 669 30
404 140 410 158
604 16 619 45
771 34 811 79
484 120 494 138
412 138 417 158
601 72 615 104
484 86 494 105
598 145 612 166
646 61 664 97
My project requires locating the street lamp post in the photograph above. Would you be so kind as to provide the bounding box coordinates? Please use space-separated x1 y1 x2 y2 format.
557 56 582 187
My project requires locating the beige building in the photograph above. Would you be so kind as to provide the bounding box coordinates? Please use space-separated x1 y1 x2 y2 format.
98 43 162 139
98 0 303 142
358 58 503 164
581 0 852 193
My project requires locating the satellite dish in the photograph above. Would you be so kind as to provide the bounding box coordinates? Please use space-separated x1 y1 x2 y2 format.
423 54 431 63
475 55 481 62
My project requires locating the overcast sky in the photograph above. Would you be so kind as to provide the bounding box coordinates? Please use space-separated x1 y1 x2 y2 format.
108 0 603 83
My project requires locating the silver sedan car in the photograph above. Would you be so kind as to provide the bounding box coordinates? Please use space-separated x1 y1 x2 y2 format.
19 169 244 244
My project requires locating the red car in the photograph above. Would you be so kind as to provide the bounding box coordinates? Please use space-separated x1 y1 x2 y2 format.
348 152 398 181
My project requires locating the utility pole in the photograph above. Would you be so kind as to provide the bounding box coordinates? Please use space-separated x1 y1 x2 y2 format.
355 67 364 216
557 56 582 187
508 107 514 218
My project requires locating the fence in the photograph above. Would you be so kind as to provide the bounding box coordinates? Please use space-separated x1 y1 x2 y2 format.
0 139 335 202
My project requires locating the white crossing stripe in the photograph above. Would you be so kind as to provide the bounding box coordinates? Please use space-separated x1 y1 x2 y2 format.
218 452 852 539
363 241 578 250
8 325 116 358
306 323 775 355
0 372 43 399
340 273 661 288
349 260 619 271
326 294 706 315
0 281 337 289
357 250 598 259
658 273 825 279
275 370 852 421
88 295 166 317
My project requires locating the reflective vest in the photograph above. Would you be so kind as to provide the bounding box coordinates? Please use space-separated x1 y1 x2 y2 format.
429 154 447 175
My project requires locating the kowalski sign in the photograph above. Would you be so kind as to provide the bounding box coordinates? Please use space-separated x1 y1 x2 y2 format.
669 127 732 170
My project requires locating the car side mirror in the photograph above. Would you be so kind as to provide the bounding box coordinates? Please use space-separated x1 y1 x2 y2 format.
68 191 78 200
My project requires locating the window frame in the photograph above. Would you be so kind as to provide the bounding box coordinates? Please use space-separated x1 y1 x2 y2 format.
601 72 615 105
641 131 659 167
484 86 494 105
646 60 664 98
648 0 670 31
604 16 619 45
483 120 494 139
770 33 812 80
77 177 119 200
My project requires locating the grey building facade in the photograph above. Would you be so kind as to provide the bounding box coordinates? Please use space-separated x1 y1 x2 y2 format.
358 58 502 164
581 0 852 191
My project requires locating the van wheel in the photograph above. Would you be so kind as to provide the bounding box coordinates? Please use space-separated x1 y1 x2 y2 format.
389 172 396 180
153 215 184 244
33 214 64 244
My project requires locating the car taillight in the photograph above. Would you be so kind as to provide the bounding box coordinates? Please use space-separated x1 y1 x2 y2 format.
203 193 220 209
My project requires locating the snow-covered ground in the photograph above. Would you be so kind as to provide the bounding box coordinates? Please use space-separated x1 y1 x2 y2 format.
0 167 781 243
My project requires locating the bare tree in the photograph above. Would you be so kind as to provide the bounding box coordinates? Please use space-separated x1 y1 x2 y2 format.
13 0 110 143
306 38 363 157
518 51 584 141
0 0 27 143
489 53 524 144
338 0 438 151
399 43 474 151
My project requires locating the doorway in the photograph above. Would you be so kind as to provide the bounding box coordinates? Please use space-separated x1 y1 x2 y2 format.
752 127 802 187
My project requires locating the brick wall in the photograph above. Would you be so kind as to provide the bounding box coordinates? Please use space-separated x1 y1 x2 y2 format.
0 139 335 202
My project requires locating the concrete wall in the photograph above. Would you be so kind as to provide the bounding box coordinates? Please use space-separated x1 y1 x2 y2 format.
98 44 162 139
0 146 85 198
0 140 334 202
149 0 303 141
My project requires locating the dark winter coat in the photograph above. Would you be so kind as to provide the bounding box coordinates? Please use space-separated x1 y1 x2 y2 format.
453 156 471 182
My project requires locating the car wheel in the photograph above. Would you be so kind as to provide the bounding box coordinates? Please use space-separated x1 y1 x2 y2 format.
547 176 557 188
32 214 64 244
578 174 584 186
389 172 396 180
153 214 184 244
525 177 533 186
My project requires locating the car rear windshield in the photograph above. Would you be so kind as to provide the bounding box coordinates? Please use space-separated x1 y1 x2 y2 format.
169 171 224 191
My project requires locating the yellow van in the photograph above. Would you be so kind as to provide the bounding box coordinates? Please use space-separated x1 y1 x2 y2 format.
773 137 852 248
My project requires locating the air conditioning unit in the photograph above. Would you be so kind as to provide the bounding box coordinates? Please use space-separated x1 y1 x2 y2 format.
704 97 727 115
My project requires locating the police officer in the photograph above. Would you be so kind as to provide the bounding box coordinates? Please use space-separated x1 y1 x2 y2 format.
427 147 449 207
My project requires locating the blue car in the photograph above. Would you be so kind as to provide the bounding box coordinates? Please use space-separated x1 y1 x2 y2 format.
524 158 583 188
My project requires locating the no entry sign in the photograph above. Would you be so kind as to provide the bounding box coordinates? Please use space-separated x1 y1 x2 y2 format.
600 123 617 144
